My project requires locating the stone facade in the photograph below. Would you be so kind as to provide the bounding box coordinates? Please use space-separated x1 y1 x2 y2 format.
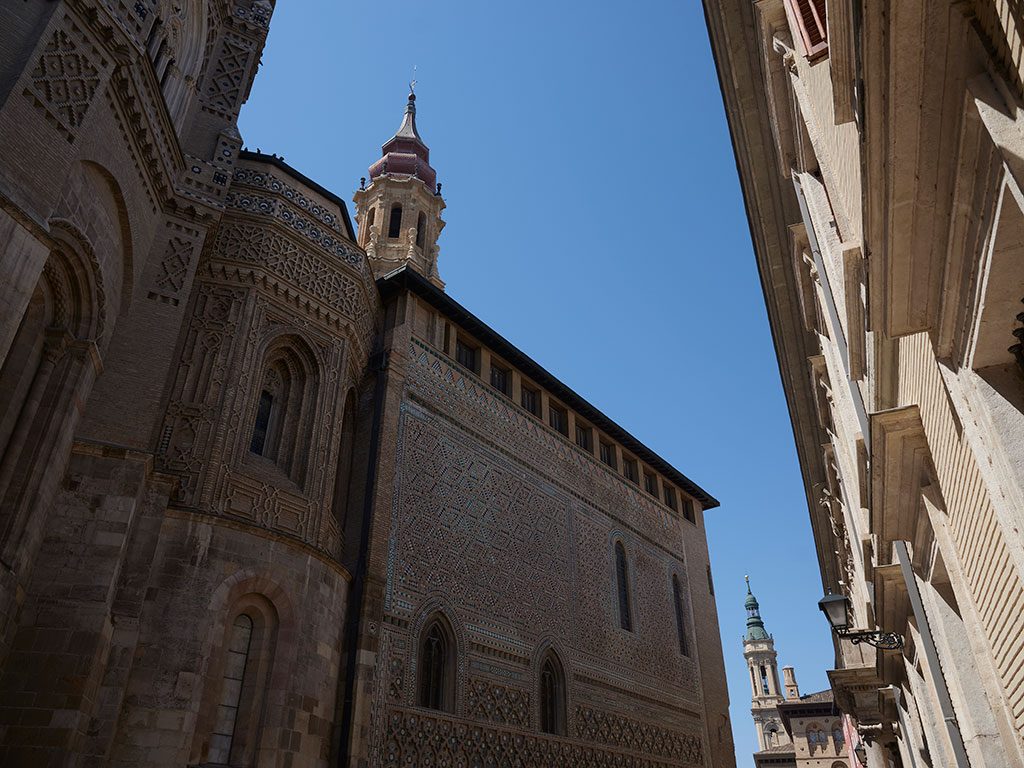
0 1 733 766
706 0 1024 765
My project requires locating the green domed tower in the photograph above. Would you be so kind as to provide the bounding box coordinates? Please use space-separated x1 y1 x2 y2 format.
742 577 789 753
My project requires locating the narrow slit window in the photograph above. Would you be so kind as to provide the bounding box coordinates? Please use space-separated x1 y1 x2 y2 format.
250 390 274 455
539 654 566 735
416 211 426 248
208 615 253 765
615 542 632 631
672 575 690 656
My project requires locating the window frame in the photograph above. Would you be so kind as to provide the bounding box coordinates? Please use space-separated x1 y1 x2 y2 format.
548 401 568 436
455 336 480 375
489 359 511 396
538 650 567 736
599 440 617 470
575 422 593 452
520 382 540 417
417 616 456 713
622 456 639 484
784 0 828 61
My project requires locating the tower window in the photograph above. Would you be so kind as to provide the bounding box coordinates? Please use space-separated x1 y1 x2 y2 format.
575 423 593 452
388 204 403 239
761 664 770 696
418 618 454 712
672 574 690 656
548 403 568 436
615 542 632 631
521 383 540 416
490 361 510 396
416 211 426 248
539 652 566 735
600 440 616 469
455 338 479 374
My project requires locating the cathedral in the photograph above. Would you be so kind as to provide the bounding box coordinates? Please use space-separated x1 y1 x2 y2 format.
742 579 852 768
0 1 733 766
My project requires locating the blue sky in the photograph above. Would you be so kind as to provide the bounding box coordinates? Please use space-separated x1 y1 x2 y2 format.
238 1 836 763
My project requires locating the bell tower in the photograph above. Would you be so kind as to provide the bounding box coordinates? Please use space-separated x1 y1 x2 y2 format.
353 85 446 288
742 576 790 752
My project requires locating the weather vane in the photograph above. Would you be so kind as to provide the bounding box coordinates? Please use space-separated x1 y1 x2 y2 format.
409 64 418 94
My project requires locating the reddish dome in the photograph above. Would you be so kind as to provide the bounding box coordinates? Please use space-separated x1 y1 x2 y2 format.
368 91 437 189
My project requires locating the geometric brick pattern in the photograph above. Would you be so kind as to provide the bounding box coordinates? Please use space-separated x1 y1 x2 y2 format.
466 678 531 727
575 706 704 762
27 20 102 135
380 707 704 768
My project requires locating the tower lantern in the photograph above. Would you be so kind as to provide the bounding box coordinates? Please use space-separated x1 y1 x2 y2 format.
353 86 446 288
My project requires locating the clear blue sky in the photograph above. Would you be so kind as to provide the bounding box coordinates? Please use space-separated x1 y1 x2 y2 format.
237 1 836 764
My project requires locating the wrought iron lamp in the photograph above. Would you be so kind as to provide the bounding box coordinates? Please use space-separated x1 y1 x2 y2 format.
818 592 904 650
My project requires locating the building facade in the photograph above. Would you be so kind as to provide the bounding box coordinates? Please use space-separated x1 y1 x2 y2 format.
706 0 1024 765
0 1 733 766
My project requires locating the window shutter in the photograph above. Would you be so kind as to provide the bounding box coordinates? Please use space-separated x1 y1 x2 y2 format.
787 0 828 60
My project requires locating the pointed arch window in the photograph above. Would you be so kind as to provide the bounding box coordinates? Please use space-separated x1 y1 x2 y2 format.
539 651 566 735
388 204 403 239
418 617 455 712
415 211 426 248
672 574 690 656
615 542 632 631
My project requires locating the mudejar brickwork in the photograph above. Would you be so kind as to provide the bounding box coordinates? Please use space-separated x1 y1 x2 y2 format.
0 1 734 767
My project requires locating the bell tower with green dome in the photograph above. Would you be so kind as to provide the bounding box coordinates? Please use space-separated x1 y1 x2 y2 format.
742 576 790 753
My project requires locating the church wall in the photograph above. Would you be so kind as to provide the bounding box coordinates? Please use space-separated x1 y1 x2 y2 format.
105 512 348 768
348 297 727 767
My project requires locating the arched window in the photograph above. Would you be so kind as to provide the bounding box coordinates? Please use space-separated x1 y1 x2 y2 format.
615 542 632 631
832 724 845 748
248 340 318 487
806 725 826 754
388 204 403 239
0 245 99 560
418 617 455 712
539 651 566 735
362 207 376 246
672 574 689 656
415 211 426 248
208 614 253 764
195 597 278 767
760 664 770 696
765 724 779 747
